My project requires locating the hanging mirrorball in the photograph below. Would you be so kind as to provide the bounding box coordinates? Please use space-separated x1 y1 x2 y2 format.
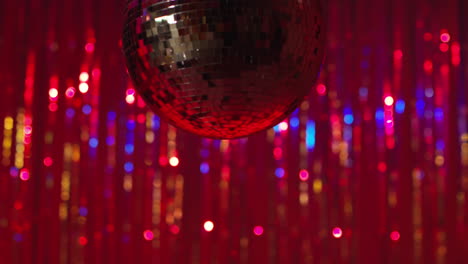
123 0 325 139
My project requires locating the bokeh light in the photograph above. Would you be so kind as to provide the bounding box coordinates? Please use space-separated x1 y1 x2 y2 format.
65 87 76 98
279 122 288 132
78 236 88 246
203 221 214 232
332 227 343 238
79 83 89 93
440 32 450 43
384 96 394 106
390 231 400 241
143 230 154 241
253 226 264 236
79 72 89 82
43 157 53 167
169 157 179 167
19 169 30 181
85 43 95 53
299 169 309 181
316 84 327 96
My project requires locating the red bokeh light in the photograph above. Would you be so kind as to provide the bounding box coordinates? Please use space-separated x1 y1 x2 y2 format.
378 162 387 172
14 201 23 210
299 169 309 181
169 157 179 167
48 103 58 112
43 157 53 167
316 84 327 96
439 43 449 52
159 156 168 166
78 236 88 245
273 147 282 160
440 33 450 43
393 50 403 60
85 43 95 53
170 225 180 235
143 230 154 241
19 169 30 181
332 227 343 238
390 231 400 241
423 60 433 73
423 33 433 41
65 87 76 98
253 226 264 236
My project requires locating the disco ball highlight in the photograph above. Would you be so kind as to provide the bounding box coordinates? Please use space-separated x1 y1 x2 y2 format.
123 0 325 139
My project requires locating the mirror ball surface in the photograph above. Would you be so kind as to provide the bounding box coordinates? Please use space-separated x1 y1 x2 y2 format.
123 0 325 138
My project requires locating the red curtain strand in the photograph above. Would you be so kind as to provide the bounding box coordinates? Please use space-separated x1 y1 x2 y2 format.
0 0 467 263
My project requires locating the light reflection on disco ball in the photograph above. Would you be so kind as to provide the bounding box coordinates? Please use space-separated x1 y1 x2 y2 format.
123 0 325 139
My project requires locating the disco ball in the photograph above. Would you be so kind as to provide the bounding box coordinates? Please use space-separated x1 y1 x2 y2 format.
123 0 325 139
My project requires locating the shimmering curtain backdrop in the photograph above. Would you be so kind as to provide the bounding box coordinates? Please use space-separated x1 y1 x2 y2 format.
0 0 467 263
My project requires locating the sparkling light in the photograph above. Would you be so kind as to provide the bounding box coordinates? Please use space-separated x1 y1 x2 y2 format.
439 43 449 52
273 147 282 160
89 138 99 148
125 95 135 104
394 49 403 60
332 227 343 238
253 226 264 236
126 88 136 96
169 156 179 167
290 117 300 128
299 169 309 181
378 162 387 172
306 121 316 150
203 221 214 232
423 32 432 41
423 60 433 73
92 68 101 78
384 96 394 106
79 207 88 217
440 32 450 43
316 84 327 96
275 168 285 178
200 162 210 174
48 103 58 112
48 88 58 99
43 157 53 167
79 83 89 93
343 111 354 125
125 144 134 154
24 126 32 135
143 230 154 241
79 72 89 82
82 105 92 115
279 122 288 131
159 156 168 166
85 43 95 53
124 162 134 172
19 169 30 181
78 236 88 245
170 225 180 235
390 231 400 241
65 87 76 98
